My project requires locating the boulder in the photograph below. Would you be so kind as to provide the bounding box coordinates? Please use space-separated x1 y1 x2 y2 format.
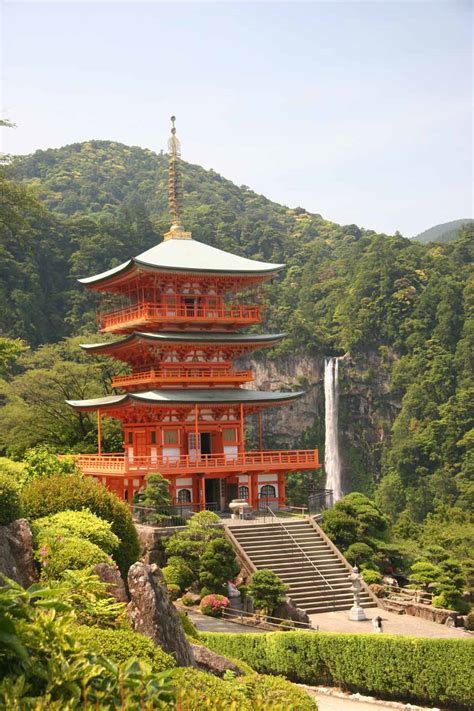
274 598 311 626
191 643 245 677
93 562 128 602
127 562 195 666
0 519 37 587
135 524 167 566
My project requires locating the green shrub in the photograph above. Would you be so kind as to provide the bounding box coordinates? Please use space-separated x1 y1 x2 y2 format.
21 474 139 574
465 611 474 631
55 568 127 628
200 594 230 617
361 569 382 585
39 536 110 579
22 445 78 488
199 537 239 592
345 542 376 567
201 631 474 709
182 592 197 606
32 508 120 554
236 674 317 710
171 667 250 710
74 626 176 673
200 586 212 599
0 472 22 525
162 556 195 591
432 589 470 614
188 510 221 529
0 457 25 480
166 583 181 601
249 570 288 615
179 611 199 640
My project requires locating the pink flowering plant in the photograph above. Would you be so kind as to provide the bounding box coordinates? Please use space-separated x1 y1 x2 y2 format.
200 594 230 618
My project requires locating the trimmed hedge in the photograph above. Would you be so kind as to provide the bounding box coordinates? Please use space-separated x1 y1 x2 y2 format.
170 668 318 710
75 626 176 673
201 631 474 709
21 474 139 574
0 472 22 525
39 536 110 579
32 509 120 554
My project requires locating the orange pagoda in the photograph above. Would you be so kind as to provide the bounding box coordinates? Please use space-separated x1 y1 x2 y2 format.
67 117 319 509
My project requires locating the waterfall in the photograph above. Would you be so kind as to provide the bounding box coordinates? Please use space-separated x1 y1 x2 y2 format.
324 357 343 502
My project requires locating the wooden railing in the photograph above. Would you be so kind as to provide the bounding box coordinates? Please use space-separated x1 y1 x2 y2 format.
71 449 319 476
112 366 253 389
99 302 261 331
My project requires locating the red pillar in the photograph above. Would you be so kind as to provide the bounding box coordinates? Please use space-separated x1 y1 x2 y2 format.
278 473 286 508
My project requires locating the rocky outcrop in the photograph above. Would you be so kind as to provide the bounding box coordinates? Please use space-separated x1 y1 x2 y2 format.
127 562 195 666
94 562 128 602
191 643 244 677
135 524 169 566
0 519 37 587
274 598 311 626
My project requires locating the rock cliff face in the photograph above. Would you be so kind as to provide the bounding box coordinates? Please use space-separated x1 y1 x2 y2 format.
0 519 37 587
243 351 398 497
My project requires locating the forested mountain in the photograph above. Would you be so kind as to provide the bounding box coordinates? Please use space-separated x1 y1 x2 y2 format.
1 141 472 541
413 218 473 245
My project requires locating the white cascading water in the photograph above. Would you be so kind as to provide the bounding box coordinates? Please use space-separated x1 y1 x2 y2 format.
324 357 343 502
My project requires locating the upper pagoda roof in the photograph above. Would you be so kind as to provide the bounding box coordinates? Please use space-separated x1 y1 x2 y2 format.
66 388 304 411
78 237 284 286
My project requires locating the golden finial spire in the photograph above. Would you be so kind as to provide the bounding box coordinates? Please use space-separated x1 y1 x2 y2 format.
164 115 192 241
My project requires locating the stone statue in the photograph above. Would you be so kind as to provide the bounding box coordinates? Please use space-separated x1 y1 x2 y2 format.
349 566 368 621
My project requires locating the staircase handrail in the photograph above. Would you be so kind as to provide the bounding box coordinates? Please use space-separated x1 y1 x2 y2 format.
263 506 337 609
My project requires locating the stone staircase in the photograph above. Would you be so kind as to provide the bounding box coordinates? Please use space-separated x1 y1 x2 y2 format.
227 518 375 614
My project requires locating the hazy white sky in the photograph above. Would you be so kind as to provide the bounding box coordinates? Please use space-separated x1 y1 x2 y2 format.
1 1 472 236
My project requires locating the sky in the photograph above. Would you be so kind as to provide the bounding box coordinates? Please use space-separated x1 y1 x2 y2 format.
1 1 472 237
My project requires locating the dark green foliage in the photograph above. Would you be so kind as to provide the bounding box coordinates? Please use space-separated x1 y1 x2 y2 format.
0 472 22 525
74 626 176 673
321 493 388 552
201 631 474 709
170 667 250 710
199 538 240 593
162 557 195 592
20 474 139 574
140 472 171 508
248 570 288 615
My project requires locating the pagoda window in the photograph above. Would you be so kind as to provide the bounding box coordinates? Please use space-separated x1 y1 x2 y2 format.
177 488 192 503
260 484 276 499
238 485 249 500
128 432 133 444
151 431 156 445
223 428 237 443
163 429 179 445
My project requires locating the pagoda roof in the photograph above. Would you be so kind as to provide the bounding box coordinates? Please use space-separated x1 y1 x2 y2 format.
66 388 304 411
80 331 285 354
79 237 284 286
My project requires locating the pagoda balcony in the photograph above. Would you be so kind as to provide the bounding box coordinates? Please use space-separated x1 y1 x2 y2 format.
70 449 319 478
112 366 254 390
98 302 262 333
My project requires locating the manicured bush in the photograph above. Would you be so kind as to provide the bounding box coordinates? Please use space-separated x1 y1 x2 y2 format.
21 474 139 574
181 592 197 606
74 626 176 673
162 556 195 591
345 542 376 567
200 594 230 617
465 611 474 631
0 472 22 525
32 508 120 554
236 673 317 710
200 586 212 599
201 631 474 709
0 456 25 480
248 570 288 615
199 537 239 592
188 510 221 529
166 583 181 601
361 568 383 585
171 667 250 710
39 536 110 579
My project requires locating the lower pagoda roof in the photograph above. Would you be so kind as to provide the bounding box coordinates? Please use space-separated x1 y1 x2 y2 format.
66 388 304 411
80 331 285 354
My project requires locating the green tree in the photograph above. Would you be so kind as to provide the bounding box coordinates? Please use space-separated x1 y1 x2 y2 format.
248 570 288 615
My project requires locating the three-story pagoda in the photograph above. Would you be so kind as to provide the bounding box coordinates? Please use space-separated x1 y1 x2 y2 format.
67 118 319 509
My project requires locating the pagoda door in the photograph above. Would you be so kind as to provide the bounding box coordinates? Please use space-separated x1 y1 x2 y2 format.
134 430 148 462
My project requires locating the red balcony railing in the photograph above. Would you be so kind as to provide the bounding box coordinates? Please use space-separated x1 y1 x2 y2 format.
112 366 254 389
99 302 261 332
71 449 320 477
